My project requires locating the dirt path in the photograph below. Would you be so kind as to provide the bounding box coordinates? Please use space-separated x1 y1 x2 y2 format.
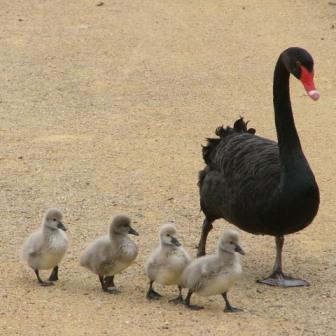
0 1 335 335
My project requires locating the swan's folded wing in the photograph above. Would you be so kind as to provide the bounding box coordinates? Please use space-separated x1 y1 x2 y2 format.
199 132 281 228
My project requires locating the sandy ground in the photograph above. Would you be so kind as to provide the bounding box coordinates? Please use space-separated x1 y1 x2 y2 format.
0 0 335 335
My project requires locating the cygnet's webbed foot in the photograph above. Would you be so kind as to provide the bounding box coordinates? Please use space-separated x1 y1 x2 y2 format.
39 281 55 287
224 306 243 313
48 266 59 282
169 286 184 304
183 301 204 310
257 271 309 287
146 288 162 300
222 292 242 313
99 275 120 294
183 290 204 310
103 287 120 295
169 295 184 305
35 269 54 287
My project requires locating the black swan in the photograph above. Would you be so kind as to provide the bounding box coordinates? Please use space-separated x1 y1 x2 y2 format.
197 47 320 287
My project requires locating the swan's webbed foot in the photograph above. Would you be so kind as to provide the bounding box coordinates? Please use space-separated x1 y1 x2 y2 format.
257 271 309 287
258 236 310 287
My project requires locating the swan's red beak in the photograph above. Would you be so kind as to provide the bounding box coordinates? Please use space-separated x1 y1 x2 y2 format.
300 65 320 101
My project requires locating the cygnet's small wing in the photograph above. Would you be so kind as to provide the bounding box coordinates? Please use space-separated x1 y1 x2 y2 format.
80 236 112 273
184 255 222 291
22 231 44 261
182 256 205 290
145 246 163 278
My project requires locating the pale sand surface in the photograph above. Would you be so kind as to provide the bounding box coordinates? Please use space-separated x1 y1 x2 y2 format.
0 1 335 335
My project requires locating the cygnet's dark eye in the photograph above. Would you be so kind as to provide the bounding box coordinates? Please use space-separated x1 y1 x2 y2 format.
230 241 234 244
53 218 57 221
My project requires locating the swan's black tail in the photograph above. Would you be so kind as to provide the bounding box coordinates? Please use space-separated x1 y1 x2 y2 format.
201 117 256 166
199 117 255 191
233 117 256 134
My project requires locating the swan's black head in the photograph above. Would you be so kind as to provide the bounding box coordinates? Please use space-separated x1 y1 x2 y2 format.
281 47 319 101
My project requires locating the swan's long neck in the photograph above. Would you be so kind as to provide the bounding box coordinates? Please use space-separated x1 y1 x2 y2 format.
273 57 304 166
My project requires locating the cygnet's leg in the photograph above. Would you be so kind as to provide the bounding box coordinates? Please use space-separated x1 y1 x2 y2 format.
222 292 242 313
169 285 184 304
104 275 115 287
257 236 309 287
48 266 59 282
104 275 120 293
146 280 162 300
98 275 119 294
183 290 203 310
34 270 54 287
197 218 213 257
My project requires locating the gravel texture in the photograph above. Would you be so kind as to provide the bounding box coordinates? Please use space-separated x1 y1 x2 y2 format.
0 1 335 335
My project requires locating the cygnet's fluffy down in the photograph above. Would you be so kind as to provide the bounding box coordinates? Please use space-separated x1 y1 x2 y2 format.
22 208 68 286
145 223 191 303
80 215 138 294
182 229 245 312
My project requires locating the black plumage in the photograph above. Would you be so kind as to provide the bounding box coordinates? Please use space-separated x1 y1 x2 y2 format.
197 48 320 287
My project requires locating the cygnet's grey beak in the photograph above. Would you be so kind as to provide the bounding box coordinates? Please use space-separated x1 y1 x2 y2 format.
57 221 67 231
234 244 245 255
128 227 139 236
171 237 181 247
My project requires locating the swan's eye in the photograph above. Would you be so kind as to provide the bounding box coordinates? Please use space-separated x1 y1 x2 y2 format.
53 218 56 221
